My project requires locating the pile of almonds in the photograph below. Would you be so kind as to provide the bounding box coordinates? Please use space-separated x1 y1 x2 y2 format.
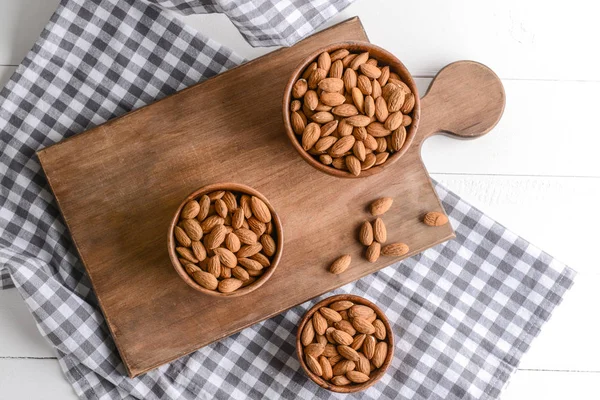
289 48 415 176
300 300 389 386
174 190 277 293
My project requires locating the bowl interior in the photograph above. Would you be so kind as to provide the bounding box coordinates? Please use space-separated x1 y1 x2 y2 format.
167 182 284 297
296 294 395 393
282 41 421 179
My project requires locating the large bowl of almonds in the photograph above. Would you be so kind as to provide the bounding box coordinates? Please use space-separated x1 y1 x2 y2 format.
168 183 283 297
283 41 420 178
296 294 394 393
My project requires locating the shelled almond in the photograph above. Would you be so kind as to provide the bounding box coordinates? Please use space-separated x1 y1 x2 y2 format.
359 197 409 262
174 191 277 293
290 50 415 176
300 299 390 388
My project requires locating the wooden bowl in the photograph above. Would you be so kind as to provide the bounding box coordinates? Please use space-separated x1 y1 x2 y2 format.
282 41 420 179
296 294 395 393
167 183 284 297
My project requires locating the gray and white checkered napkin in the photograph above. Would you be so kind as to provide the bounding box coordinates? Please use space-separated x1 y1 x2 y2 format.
0 0 575 399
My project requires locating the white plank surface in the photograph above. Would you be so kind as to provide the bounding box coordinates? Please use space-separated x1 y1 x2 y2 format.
1 0 597 398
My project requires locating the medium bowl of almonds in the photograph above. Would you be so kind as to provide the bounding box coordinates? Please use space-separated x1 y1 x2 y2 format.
167 183 283 297
296 294 394 393
283 41 420 178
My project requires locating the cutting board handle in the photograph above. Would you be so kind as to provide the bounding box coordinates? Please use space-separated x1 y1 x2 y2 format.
414 61 505 145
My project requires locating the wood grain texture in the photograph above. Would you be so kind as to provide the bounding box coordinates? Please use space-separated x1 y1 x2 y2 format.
36 17 502 377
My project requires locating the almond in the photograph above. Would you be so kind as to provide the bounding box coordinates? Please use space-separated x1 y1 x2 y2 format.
366 122 391 138
206 224 227 249
376 137 387 153
345 115 371 127
330 300 354 311
329 254 351 274
329 354 343 366
384 111 403 131
231 208 244 230
319 356 333 380
352 318 376 335
365 242 381 263
320 154 333 165
308 67 327 89
222 191 237 211
351 87 364 113
320 307 343 324
238 257 263 271
351 333 366 351
191 270 218 290
302 122 320 150
353 141 366 162
207 255 221 277
317 51 331 72
301 320 315 346
362 153 377 170
302 62 317 80
349 305 375 319
372 342 387 368
329 136 355 158
176 247 198 263
250 196 271 223
313 312 329 335
191 240 207 262
250 253 270 267
330 49 350 62
339 310 349 320
329 59 343 79
320 120 338 137
305 343 325 358
291 111 305 135
342 68 357 92
357 75 372 95
364 95 375 117
232 266 249 281
247 217 266 236
260 234 276 256
320 92 346 107
350 52 369 70
346 155 361 176
337 345 360 362
331 157 346 170
331 329 354 346
337 118 353 136
332 104 358 117
323 343 339 357
217 278 243 293
331 376 351 386
316 334 327 346
318 78 344 92
181 218 203 241
208 191 225 201
370 197 393 216
391 126 406 151
304 90 318 110
184 263 200 275
366 313 377 324
311 111 334 124
401 92 415 114
200 215 224 232
363 335 376 359
237 243 262 258
381 242 409 256
346 371 370 383
389 78 410 93
213 247 236 268
234 228 257 245
387 88 406 112
402 114 412 127
306 354 323 376
181 200 200 219
292 78 308 98
356 353 370 375
197 195 211 221
372 79 382 99
240 195 252 218
424 211 449 226
360 63 381 79
363 134 378 151
373 319 386 340
359 221 374 246
332 359 355 376
174 226 192 247
373 218 387 243
334 320 356 336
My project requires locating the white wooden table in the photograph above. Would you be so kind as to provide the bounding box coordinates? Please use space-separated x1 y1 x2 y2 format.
1 0 599 398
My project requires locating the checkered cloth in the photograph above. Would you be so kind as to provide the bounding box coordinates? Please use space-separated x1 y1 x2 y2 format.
0 0 575 399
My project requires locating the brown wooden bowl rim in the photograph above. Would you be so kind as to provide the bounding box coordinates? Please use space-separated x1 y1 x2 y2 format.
167 182 284 298
282 41 421 179
296 294 395 393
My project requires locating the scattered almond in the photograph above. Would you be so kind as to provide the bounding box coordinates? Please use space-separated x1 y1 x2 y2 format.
329 254 351 275
369 197 393 216
424 211 449 226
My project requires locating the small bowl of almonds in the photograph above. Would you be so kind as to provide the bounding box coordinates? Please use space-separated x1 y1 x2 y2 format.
283 41 420 178
296 294 394 393
167 183 283 297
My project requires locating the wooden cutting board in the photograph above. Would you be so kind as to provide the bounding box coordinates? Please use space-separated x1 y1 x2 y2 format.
37 17 504 377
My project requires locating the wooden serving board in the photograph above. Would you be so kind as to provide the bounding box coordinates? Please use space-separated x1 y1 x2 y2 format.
37 17 504 377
